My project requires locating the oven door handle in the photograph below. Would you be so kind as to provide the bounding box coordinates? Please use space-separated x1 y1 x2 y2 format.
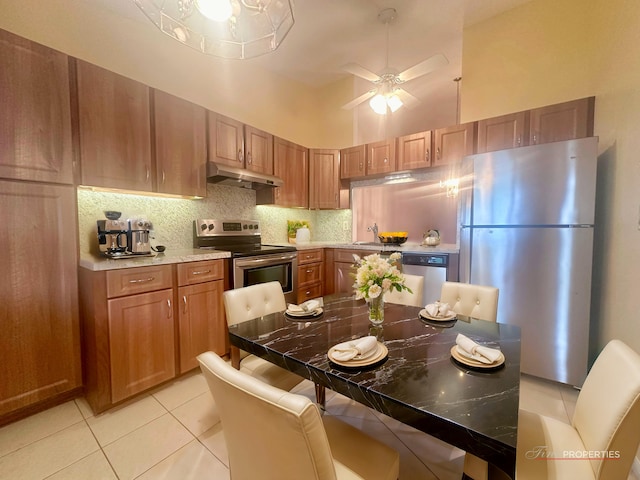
234 253 297 268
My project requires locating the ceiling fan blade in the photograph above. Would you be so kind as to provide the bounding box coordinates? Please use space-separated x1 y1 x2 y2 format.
397 53 448 83
341 63 381 82
341 90 377 110
394 88 421 109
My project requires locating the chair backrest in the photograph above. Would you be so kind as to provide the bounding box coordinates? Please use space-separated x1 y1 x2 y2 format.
385 274 425 307
223 281 287 327
440 281 499 322
572 339 640 479
197 351 338 480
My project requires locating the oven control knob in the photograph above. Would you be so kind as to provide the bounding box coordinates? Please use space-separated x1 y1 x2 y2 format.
243 224 248 229
208 224 215 231
253 224 258 230
200 223 207 231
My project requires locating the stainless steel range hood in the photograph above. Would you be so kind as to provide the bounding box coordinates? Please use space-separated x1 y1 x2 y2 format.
206 162 283 189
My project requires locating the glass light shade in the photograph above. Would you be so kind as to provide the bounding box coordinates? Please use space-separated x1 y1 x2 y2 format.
369 94 388 115
133 0 295 59
196 0 232 21
387 94 403 112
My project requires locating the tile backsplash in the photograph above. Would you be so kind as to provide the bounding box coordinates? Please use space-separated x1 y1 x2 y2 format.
77 184 352 254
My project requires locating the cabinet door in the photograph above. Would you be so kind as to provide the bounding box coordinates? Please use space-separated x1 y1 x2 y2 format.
335 262 355 294
433 122 476 167
274 137 308 208
476 111 527 153
367 139 396 175
208 112 244 167
397 130 432 170
0 30 73 184
529 97 594 145
340 145 366 179
108 289 175 403
245 125 273 174
310 149 345 209
77 60 152 191
0 181 81 416
178 281 225 372
153 90 206 197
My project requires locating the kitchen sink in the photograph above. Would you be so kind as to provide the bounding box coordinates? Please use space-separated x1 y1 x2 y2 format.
352 241 383 246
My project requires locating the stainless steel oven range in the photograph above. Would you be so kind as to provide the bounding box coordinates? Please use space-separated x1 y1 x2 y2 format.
194 219 298 304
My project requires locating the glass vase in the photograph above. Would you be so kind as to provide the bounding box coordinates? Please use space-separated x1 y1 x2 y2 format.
368 295 385 325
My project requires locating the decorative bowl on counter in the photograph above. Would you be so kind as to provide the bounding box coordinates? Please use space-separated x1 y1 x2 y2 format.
378 232 408 245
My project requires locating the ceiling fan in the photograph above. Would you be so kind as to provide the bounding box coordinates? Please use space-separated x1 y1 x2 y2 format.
341 8 448 114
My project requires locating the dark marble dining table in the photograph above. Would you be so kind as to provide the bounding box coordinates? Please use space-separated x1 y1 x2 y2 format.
227 293 521 478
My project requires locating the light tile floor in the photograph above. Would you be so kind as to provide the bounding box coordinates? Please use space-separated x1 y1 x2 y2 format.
0 372 638 479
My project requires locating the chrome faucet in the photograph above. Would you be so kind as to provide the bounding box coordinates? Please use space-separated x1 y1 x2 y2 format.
367 223 379 243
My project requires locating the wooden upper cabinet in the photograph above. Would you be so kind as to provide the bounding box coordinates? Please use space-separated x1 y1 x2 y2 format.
273 137 308 208
153 90 206 197
0 30 73 184
433 122 476 167
529 97 595 145
310 149 346 209
477 111 528 153
367 139 396 175
76 60 152 191
397 130 432 170
340 145 366 179
244 125 273 174
208 112 244 167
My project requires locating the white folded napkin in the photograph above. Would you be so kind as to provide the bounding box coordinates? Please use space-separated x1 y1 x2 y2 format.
287 299 321 313
424 301 451 317
455 333 502 364
330 336 378 362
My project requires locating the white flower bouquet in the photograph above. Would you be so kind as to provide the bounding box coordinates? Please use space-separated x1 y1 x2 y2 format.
352 252 411 300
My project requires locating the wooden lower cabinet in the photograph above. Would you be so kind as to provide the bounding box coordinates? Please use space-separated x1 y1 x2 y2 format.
177 260 226 372
297 249 324 303
0 181 81 424
330 249 381 295
108 289 175 403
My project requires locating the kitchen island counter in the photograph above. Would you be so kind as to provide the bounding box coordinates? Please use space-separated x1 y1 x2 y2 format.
79 249 231 271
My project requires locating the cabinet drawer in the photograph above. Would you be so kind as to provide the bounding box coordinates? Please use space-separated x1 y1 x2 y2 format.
298 249 323 265
106 265 173 298
298 263 322 287
297 283 323 304
334 249 378 263
177 260 224 286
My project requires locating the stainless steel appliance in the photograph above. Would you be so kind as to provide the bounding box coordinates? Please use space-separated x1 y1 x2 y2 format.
460 137 598 386
194 219 298 303
401 253 458 305
127 218 152 255
97 219 128 257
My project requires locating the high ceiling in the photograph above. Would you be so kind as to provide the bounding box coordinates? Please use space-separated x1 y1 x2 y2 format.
89 0 530 142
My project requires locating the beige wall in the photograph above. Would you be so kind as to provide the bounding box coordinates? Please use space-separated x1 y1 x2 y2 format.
0 0 353 148
462 0 640 359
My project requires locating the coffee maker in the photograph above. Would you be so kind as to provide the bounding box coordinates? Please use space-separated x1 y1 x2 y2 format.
97 219 129 257
127 218 152 255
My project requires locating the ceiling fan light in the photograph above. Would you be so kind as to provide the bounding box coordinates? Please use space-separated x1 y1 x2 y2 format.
369 94 388 115
196 0 233 22
387 94 403 112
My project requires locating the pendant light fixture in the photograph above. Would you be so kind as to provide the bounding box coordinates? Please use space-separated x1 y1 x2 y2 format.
133 0 295 60
369 8 403 115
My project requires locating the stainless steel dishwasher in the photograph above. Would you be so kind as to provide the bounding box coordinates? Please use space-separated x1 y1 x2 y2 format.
401 253 459 305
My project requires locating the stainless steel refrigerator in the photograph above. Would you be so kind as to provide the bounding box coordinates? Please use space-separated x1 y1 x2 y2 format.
460 137 597 387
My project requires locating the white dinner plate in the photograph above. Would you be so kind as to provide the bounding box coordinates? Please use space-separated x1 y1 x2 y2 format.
328 342 388 367
419 309 457 322
450 345 505 369
285 307 323 318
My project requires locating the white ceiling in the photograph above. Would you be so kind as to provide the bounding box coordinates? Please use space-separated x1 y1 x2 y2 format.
90 0 530 142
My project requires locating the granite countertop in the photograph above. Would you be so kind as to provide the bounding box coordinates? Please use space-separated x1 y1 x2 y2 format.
289 241 459 254
79 249 231 271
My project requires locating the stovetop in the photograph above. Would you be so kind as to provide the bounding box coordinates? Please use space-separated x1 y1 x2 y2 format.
199 244 296 257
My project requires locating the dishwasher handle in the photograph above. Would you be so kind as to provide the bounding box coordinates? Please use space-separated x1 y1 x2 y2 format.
402 253 449 267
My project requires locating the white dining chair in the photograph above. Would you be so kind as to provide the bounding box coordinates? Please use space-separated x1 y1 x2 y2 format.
223 281 303 392
385 273 424 307
440 281 499 480
515 339 640 479
198 351 400 480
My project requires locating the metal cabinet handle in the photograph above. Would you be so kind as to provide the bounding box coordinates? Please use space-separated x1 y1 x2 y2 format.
162 170 165 184
359 162 363 171
532 133 538 144
306 269 313 273
383 157 388 163
516 135 522 146
436 147 441 159
167 299 172 318
247 152 252 164
238 149 244 162
426 148 430 162
129 277 154 284
183 295 187 314
145 167 150 182
192 270 211 275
